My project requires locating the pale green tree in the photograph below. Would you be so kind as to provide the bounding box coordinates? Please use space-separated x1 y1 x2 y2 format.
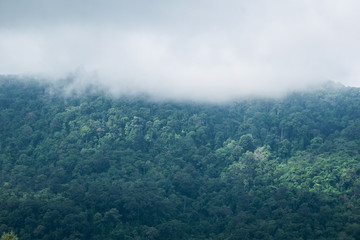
1 232 18 240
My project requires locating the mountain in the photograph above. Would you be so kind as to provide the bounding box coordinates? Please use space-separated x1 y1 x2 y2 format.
1 76 360 240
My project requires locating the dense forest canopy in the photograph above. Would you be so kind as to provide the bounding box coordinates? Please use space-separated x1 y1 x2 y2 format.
0 76 360 239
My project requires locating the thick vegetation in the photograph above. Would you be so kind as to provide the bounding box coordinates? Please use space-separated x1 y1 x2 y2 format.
0 77 360 239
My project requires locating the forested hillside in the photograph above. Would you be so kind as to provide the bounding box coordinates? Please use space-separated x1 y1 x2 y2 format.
0 77 360 240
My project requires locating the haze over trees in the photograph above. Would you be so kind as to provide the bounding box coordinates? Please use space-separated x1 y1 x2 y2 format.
0 77 360 239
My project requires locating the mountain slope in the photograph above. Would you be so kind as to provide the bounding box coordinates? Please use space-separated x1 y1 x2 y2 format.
1 77 360 239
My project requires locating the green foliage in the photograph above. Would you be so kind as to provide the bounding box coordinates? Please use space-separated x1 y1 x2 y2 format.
0 77 360 239
1 232 18 240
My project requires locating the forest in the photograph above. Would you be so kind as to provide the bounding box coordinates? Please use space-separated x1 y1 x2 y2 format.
0 76 360 239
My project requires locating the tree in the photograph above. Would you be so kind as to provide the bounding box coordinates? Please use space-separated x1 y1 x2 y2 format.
239 134 255 152
0 232 18 240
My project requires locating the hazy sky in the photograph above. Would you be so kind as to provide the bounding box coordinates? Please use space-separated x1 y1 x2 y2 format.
1 0 360 101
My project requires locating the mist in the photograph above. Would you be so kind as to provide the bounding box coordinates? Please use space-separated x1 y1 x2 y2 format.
1 0 360 102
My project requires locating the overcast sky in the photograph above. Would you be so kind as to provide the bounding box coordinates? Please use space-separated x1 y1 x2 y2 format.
1 0 360 101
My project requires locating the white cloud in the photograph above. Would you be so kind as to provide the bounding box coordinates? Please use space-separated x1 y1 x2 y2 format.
0 0 360 101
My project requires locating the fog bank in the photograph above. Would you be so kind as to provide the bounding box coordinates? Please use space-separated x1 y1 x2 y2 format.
1 0 360 101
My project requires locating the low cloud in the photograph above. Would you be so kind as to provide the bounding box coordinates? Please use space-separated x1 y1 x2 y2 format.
1 0 360 102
